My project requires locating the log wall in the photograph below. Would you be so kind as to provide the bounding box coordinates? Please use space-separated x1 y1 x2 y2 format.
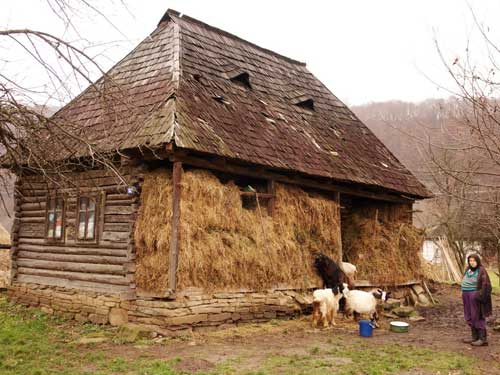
11 168 141 296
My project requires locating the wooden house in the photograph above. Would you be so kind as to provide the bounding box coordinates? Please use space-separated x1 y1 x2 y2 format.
7 10 431 333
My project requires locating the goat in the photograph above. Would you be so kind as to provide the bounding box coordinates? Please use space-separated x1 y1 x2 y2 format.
341 284 390 328
311 287 343 328
341 262 357 280
313 253 354 290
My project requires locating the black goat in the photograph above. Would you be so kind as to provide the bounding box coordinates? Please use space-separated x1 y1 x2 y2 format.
313 253 354 291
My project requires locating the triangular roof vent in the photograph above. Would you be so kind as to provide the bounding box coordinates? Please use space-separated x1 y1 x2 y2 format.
222 63 252 89
290 92 314 111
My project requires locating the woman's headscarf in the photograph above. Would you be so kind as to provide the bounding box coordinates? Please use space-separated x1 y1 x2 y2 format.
467 253 482 270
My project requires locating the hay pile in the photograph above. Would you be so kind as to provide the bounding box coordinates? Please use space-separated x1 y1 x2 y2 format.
342 206 424 285
134 170 173 293
135 168 340 293
0 250 10 288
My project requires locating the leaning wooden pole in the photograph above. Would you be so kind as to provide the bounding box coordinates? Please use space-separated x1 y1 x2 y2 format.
168 161 183 293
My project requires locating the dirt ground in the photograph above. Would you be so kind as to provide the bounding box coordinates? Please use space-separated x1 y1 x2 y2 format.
92 283 499 374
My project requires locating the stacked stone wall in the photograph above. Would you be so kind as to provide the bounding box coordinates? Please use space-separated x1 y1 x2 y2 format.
7 283 311 335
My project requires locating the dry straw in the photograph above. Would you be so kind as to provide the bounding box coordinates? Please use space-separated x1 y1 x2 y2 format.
342 205 424 285
135 168 340 292
0 250 10 288
134 169 173 293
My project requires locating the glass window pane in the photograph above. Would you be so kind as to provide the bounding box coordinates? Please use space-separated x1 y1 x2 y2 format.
79 197 88 211
86 211 95 239
88 198 96 211
47 227 54 238
56 197 63 210
54 216 62 238
78 212 86 238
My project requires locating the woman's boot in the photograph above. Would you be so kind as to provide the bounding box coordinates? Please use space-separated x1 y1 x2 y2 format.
463 327 479 343
471 329 488 346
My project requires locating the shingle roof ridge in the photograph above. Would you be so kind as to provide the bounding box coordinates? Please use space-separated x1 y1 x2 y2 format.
160 9 307 67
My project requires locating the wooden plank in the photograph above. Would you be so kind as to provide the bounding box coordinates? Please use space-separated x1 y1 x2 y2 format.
239 192 274 199
20 197 46 203
104 206 134 215
16 259 125 275
20 210 46 218
104 214 132 223
17 251 126 265
18 238 128 250
18 224 45 238
15 274 130 293
17 243 127 257
103 223 130 232
354 279 421 288
101 231 129 242
168 161 182 292
106 199 136 206
107 194 132 201
21 202 46 211
171 152 414 203
17 267 130 285
20 217 45 224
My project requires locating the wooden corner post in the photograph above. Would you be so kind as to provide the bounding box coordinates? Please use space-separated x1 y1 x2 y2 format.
168 161 183 292
336 191 343 264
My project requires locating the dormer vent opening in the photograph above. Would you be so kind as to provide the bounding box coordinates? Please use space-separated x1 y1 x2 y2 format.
295 98 314 111
230 72 252 89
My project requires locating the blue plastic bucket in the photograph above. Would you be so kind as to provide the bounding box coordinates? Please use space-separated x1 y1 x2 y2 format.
359 320 374 337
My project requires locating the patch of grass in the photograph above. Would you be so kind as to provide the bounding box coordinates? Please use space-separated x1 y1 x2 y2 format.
488 270 499 294
0 295 180 375
258 342 480 375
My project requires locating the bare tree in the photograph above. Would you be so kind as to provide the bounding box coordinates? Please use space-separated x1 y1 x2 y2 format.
0 1 136 218
427 7 500 282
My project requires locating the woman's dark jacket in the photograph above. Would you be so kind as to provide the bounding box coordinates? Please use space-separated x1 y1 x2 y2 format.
474 266 493 318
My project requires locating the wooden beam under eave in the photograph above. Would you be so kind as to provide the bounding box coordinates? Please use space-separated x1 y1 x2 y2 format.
168 161 183 293
168 152 414 203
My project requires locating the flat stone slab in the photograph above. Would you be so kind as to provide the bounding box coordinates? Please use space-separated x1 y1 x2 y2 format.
74 337 109 345
393 306 415 318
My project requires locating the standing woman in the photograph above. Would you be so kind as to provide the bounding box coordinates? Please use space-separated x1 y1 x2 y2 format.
461 254 492 346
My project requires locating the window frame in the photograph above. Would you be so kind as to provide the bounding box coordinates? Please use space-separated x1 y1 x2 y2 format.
45 194 66 243
75 193 100 244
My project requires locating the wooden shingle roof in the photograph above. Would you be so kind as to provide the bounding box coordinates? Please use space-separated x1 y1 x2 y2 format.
52 9 431 199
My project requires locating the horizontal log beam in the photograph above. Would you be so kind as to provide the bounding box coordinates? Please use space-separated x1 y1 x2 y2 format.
17 267 130 285
16 259 125 275
239 192 274 199
17 242 128 257
17 251 126 265
171 152 414 203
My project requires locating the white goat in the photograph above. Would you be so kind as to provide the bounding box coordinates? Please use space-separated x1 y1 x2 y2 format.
311 288 343 328
341 284 388 328
341 262 357 280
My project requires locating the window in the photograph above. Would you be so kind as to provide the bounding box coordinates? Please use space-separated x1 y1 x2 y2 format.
46 196 64 241
77 195 99 241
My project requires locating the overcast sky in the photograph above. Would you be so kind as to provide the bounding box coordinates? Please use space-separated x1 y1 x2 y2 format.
2 0 500 105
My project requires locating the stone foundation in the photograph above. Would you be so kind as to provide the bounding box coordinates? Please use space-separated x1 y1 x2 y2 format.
7 283 312 335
